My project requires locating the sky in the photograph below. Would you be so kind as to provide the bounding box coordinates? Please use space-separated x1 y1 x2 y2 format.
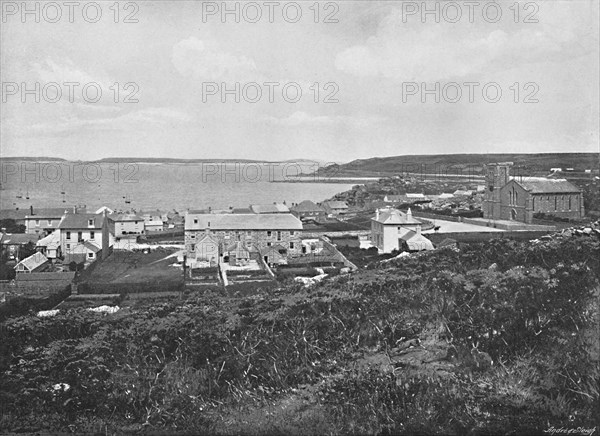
1 0 599 162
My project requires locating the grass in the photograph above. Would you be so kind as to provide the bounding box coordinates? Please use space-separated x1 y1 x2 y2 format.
79 248 181 285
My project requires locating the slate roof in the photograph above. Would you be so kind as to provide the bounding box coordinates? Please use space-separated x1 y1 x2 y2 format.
511 177 581 194
24 208 69 219
250 203 290 214
0 233 40 245
15 252 48 271
186 213 302 231
58 213 109 229
0 208 69 221
291 200 325 213
0 209 29 221
68 241 101 254
36 231 60 249
372 208 422 225
399 229 434 251
110 213 144 222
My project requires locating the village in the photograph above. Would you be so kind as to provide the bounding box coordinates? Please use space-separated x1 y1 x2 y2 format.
0 161 594 310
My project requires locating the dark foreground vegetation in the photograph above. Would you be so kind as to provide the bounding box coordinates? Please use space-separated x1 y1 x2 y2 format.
0 234 598 434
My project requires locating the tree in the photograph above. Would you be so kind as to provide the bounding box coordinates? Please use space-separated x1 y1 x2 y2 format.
0 219 26 233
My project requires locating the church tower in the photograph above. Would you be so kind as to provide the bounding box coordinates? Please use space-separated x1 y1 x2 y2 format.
483 162 512 220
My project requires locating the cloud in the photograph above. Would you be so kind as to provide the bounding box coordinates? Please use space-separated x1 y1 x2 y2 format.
335 3 596 82
32 58 110 87
172 37 258 81
264 111 386 128
24 107 191 136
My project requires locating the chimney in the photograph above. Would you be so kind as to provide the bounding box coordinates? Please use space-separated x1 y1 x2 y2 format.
375 209 380 220
101 210 110 260
407 208 412 217
73 206 77 214
30 205 34 216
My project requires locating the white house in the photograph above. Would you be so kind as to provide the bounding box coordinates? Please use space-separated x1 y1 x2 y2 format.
110 213 145 238
371 207 433 254
57 212 114 258
24 207 69 235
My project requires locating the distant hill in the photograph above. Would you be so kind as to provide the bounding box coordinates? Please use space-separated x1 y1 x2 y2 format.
312 153 600 177
0 157 325 164
0 157 67 162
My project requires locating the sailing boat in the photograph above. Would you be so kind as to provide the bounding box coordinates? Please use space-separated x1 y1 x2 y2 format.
25 187 30 200
125 194 131 204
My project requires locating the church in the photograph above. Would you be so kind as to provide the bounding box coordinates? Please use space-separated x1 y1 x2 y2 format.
483 163 584 224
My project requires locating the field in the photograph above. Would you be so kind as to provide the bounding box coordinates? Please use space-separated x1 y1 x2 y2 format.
77 248 182 285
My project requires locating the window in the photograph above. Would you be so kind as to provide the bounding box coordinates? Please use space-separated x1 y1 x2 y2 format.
267 242 272 247
267 231 272 237
90 231 95 240
88 219 94 226
555 196 557 211
88 253 94 258
532 197 535 210
247 231 251 236
194 219 198 224
289 242 295 249
66 231 71 239
47 220 52 226
191 244 195 251
191 234 196 239
277 231 282 241
290 231 295 236
78 231 83 241
66 243 71 249
569 196 572 210
35 220 40 226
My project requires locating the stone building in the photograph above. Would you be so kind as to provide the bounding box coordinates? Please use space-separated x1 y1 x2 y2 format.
184 212 303 259
483 162 584 223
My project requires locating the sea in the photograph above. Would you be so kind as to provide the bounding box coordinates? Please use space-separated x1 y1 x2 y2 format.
0 161 355 213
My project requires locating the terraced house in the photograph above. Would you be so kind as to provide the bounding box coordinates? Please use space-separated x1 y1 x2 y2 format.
184 212 303 261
